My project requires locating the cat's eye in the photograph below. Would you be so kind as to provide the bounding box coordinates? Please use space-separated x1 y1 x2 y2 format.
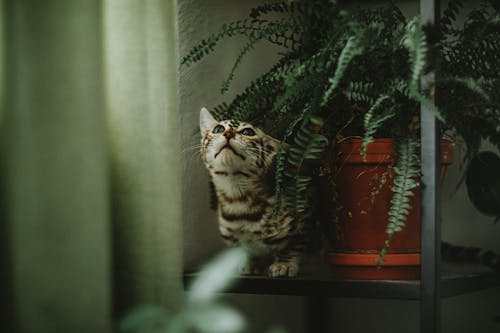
240 128 256 136
212 125 225 134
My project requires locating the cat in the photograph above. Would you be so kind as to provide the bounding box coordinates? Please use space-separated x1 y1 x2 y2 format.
199 107 308 277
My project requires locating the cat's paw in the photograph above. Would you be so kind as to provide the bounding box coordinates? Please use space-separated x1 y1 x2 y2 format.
268 262 299 278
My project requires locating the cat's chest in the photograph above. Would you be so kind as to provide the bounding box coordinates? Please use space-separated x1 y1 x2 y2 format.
217 196 296 252
218 199 272 236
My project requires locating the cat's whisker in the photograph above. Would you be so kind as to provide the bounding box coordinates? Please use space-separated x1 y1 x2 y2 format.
187 150 201 159
244 147 277 164
182 144 207 165
182 144 204 154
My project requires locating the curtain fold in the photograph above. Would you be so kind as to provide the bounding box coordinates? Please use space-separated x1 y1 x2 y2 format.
0 0 182 331
0 1 111 332
103 0 183 316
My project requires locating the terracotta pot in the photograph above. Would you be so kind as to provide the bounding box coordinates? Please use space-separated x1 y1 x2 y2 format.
328 138 454 280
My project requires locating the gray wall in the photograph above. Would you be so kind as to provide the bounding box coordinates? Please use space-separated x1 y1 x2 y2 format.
178 1 500 332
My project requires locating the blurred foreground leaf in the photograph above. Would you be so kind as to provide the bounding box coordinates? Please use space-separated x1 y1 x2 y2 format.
119 305 169 333
182 303 246 333
119 247 255 333
187 247 249 304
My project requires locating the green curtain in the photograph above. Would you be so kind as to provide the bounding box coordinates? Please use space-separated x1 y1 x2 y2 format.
104 0 183 315
0 0 182 332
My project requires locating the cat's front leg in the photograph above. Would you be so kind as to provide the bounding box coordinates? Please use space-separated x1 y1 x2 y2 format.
268 251 300 278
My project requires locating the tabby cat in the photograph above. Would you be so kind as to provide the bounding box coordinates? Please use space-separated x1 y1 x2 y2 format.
199 107 307 277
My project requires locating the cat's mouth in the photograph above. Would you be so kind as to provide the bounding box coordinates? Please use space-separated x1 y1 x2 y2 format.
214 143 246 160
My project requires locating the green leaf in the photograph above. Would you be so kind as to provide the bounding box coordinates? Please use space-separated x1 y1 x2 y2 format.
450 77 491 102
322 35 364 105
380 137 421 258
402 16 428 90
284 175 313 213
345 81 375 104
183 303 246 333
362 96 393 157
187 247 249 304
118 305 169 333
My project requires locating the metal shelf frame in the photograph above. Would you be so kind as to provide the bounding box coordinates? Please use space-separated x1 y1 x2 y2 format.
419 0 442 331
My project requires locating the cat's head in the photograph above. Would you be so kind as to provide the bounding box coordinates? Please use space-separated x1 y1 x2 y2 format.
199 107 280 175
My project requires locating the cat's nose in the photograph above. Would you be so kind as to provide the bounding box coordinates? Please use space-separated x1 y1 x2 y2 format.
223 129 235 140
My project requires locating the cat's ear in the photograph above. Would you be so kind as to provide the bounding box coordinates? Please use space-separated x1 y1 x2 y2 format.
200 107 218 137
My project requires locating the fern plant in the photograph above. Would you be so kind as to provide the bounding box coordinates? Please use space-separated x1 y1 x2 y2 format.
438 0 500 158
183 0 500 259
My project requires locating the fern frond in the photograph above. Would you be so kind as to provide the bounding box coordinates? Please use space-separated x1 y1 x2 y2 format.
283 122 328 214
414 92 445 121
322 35 364 105
284 175 313 214
345 81 375 104
272 106 311 217
362 113 395 159
391 77 444 122
250 1 297 19
211 102 230 121
271 28 346 115
219 54 297 124
392 79 411 97
272 64 314 114
362 95 393 157
402 16 428 92
447 77 491 102
272 147 288 218
221 20 296 94
441 0 464 35
181 23 236 67
287 126 328 170
379 137 420 260
274 113 328 217
363 94 390 130
182 19 298 68
221 38 259 94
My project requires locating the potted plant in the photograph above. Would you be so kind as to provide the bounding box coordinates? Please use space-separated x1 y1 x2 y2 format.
182 0 500 278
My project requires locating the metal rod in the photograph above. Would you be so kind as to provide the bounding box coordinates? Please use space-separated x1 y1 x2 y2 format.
420 0 441 333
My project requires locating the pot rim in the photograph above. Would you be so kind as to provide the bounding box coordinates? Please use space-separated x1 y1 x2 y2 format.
338 137 454 165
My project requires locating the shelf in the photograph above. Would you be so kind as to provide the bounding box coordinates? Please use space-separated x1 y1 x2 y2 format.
183 264 500 300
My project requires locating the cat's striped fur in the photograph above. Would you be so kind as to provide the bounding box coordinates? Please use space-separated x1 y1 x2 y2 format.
199 107 306 277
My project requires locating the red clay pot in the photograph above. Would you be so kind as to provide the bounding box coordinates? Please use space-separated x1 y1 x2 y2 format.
328 138 454 280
